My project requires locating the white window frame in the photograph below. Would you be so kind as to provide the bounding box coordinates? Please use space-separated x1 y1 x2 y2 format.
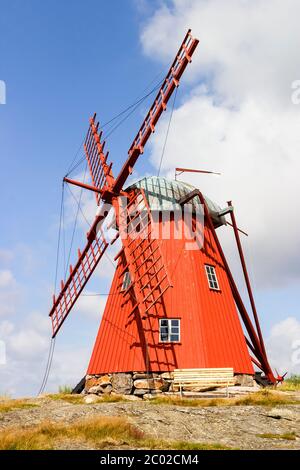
159 318 180 343
121 271 131 291
205 264 220 291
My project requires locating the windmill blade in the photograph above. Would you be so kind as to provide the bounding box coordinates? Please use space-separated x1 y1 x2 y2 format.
112 29 199 194
49 212 109 338
83 114 115 204
116 189 172 317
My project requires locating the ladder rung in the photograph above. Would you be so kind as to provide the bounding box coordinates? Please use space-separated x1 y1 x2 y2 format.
140 264 164 292
142 274 167 304
144 284 170 315
129 237 156 260
134 256 162 284
133 245 159 272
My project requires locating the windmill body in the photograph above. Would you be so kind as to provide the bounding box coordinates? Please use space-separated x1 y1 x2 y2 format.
88 176 254 377
49 31 277 394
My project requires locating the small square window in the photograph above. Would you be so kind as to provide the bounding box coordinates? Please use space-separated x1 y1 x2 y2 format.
121 271 131 291
159 319 180 342
205 265 220 290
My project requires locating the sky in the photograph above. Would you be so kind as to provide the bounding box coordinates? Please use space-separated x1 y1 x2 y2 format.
0 0 300 397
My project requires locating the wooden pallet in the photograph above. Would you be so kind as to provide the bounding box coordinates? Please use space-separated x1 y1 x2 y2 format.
173 368 235 393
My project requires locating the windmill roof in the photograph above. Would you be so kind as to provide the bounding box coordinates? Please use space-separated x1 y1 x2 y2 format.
127 176 225 227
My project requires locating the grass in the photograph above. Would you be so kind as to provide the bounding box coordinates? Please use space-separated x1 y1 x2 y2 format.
0 416 231 450
48 389 300 407
0 399 38 414
279 375 300 392
58 385 73 394
149 390 300 407
257 432 297 441
46 394 85 405
47 393 125 404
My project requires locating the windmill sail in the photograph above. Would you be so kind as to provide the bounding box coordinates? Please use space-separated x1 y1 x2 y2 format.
49 217 108 337
84 114 114 204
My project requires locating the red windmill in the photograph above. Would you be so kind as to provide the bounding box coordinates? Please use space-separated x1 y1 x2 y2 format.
48 30 277 395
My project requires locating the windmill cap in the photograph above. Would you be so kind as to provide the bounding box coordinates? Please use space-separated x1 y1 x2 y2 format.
127 176 226 228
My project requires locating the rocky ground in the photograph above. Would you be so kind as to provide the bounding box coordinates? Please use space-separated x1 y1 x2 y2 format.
0 393 300 450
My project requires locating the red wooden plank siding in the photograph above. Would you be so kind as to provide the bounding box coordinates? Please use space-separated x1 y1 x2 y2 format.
87 216 253 375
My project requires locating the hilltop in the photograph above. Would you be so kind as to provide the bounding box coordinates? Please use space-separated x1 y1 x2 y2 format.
0 390 299 450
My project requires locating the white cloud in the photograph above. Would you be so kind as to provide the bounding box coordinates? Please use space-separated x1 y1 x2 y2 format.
0 269 20 317
266 317 300 376
9 329 48 359
140 0 300 287
47 347 91 392
0 312 90 396
74 291 108 320
0 270 14 288
141 0 300 106
0 320 14 337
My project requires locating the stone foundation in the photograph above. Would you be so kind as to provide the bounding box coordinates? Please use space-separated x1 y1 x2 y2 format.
83 372 256 398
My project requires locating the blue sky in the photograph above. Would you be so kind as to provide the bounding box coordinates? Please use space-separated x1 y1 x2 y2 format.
0 0 183 395
1 0 300 396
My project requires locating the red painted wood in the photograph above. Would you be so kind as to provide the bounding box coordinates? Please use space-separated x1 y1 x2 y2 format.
87 217 254 375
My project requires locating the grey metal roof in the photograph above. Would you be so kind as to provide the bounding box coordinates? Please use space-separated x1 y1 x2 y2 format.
127 176 225 227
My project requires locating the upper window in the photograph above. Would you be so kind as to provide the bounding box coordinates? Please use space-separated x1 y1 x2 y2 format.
205 265 220 290
159 318 180 342
121 271 131 291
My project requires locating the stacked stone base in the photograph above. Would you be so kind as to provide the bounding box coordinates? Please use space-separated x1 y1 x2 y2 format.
83 372 256 398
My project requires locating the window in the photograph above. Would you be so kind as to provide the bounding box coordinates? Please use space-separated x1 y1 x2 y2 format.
205 265 220 290
159 319 180 342
121 271 131 291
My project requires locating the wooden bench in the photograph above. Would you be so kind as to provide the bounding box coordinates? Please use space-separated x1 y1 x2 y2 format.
173 368 235 394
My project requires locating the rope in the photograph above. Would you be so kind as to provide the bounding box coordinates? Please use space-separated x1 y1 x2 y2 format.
103 80 164 140
66 183 92 229
54 183 65 294
157 86 178 177
62 189 66 282
37 183 66 395
64 163 88 280
65 79 164 177
37 337 56 396
65 137 86 176
102 77 164 132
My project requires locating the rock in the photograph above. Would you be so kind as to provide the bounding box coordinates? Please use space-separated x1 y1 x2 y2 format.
150 390 163 395
133 373 158 380
133 389 149 396
99 375 111 387
160 372 174 380
143 393 159 400
123 395 142 401
83 394 100 404
111 373 133 395
85 377 101 390
267 408 295 420
134 378 167 390
252 381 261 390
101 384 112 395
234 374 255 387
88 385 102 394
